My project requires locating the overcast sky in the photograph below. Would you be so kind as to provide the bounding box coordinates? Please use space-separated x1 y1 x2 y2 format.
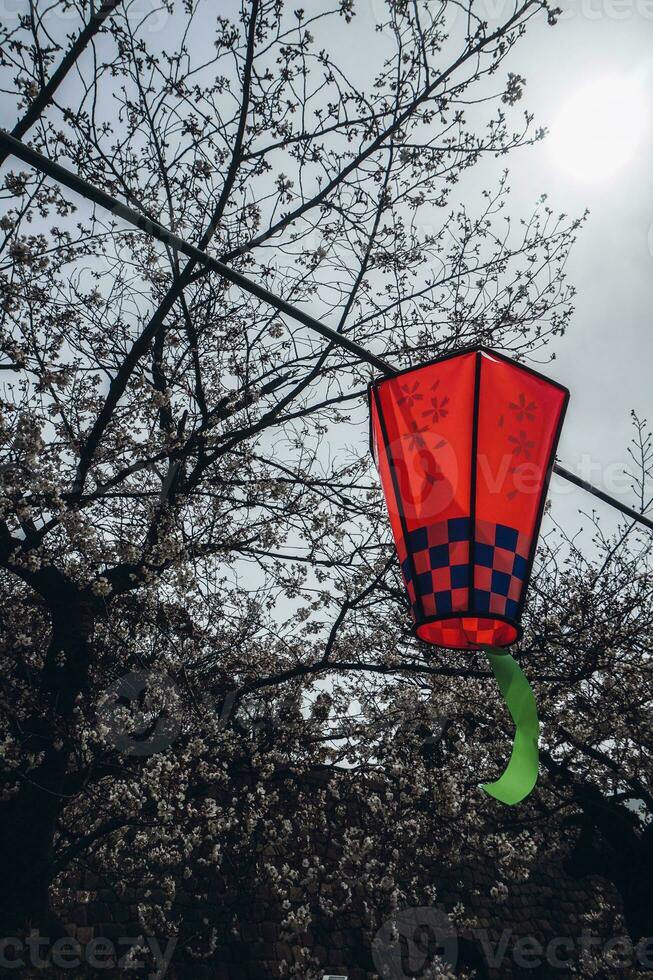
384 0 653 541
482 0 653 535
348 1 653 539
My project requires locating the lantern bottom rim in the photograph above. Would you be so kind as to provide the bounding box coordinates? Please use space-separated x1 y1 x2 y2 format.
415 613 521 651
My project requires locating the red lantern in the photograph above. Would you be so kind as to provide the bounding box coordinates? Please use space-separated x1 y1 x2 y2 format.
370 347 569 650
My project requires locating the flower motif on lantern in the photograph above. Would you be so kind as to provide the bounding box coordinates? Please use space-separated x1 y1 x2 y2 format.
397 381 423 409
421 381 450 423
509 392 537 422
508 429 536 459
404 420 426 451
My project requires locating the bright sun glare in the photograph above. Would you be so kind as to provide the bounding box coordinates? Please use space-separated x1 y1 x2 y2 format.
549 76 649 182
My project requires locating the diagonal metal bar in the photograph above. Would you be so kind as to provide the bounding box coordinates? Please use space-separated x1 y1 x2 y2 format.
0 0 122 168
551 463 653 532
0 131 394 376
1 130 652 534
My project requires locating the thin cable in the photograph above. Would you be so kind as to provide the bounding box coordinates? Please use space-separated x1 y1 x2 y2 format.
552 463 653 532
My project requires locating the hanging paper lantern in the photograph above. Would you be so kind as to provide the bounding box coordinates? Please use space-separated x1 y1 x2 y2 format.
370 347 569 804
370 347 568 648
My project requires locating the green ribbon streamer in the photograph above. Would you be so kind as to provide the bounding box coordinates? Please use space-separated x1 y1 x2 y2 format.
480 646 540 806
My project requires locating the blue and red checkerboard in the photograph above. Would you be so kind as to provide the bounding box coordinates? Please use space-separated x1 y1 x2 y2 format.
399 516 531 622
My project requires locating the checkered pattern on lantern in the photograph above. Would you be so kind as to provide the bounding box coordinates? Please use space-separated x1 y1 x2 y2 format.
400 517 471 619
473 519 531 620
399 517 531 622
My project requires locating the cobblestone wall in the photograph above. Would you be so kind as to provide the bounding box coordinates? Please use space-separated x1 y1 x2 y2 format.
37 853 636 979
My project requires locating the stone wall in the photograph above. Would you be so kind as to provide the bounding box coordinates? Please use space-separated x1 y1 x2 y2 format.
11 769 646 979
31 852 639 979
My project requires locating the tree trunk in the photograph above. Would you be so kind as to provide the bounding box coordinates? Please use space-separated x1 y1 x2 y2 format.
0 748 69 937
566 785 653 944
0 580 95 938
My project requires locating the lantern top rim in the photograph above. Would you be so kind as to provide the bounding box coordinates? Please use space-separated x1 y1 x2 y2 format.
367 344 570 467
368 344 570 400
